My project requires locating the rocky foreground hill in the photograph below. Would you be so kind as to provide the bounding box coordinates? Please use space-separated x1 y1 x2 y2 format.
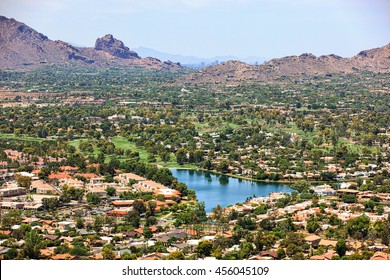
180 43 390 84
0 16 181 70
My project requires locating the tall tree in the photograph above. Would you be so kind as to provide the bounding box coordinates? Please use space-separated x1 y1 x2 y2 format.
147 201 157 217
143 227 153 239
124 210 140 228
175 148 187 165
336 239 347 257
23 230 42 259
306 219 320 234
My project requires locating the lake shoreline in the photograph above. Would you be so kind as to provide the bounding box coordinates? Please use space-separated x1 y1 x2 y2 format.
169 166 336 185
170 166 296 185
170 168 293 213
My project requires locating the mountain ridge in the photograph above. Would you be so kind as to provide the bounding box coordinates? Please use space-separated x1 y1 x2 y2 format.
179 44 390 84
1 15 389 80
0 16 181 70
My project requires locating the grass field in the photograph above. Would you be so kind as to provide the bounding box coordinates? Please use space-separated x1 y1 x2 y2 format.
67 136 149 163
161 162 197 169
194 122 211 134
0 133 45 142
338 137 377 155
111 136 149 161
1 133 206 169
111 137 200 168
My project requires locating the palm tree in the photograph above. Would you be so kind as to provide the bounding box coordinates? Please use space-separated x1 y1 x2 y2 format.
23 230 43 259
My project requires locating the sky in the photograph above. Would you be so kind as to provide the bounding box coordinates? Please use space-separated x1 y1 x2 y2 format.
1 0 389 59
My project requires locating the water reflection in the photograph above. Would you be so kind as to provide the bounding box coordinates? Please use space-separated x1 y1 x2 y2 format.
170 169 292 212
219 176 229 185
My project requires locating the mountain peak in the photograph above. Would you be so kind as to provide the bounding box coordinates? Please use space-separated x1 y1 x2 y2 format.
0 15 48 42
0 16 181 70
299 53 316 59
94 34 139 59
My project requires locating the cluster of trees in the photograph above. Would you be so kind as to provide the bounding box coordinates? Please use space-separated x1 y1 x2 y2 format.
1 76 389 188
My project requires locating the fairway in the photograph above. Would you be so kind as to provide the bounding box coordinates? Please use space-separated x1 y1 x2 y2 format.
111 136 149 161
0 133 45 142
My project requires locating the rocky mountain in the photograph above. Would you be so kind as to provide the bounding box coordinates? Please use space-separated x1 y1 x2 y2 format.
95 34 139 59
180 44 390 85
0 16 180 70
351 44 390 72
1 16 389 78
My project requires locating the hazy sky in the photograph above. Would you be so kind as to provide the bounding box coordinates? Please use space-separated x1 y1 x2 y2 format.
1 0 389 58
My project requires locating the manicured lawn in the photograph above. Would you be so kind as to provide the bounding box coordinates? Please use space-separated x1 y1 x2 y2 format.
160 162 197 169
194 122 211 134
111 136 149 161
338 138 377 155
68 139 100 155
69 136 184 166
69 136 150 162
0 133 45 142
68 139 81 151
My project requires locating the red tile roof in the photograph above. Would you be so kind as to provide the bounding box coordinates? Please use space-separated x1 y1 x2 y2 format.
370 252 390 260
49 172 71 180
51 253 75 260
76 173 99 179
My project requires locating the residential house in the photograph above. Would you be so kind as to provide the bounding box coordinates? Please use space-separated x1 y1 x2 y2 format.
49 173 72 180
304 234 322 247
311 185 336 196
31 180 60 195
370 252 390 260
310 250 337 260
318 239 338 248
0 185 26 197
59 178 84 189
336 189 360 197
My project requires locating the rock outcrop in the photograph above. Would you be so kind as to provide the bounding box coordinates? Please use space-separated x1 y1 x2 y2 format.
94 34 139 59
0 16 180 70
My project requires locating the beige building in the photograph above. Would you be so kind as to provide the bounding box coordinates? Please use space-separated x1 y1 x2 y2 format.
0 186 26 197
31 180 60 195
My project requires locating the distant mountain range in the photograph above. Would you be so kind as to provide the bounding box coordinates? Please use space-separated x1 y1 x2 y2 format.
0 16 181 70
133 47 268 67
179 43 390 84
1 15 389 84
